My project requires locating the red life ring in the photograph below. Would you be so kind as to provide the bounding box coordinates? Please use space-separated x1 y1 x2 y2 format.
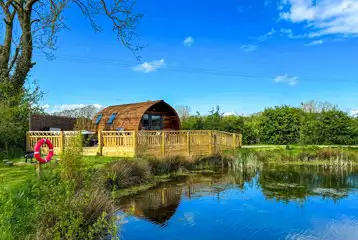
34 139 54 164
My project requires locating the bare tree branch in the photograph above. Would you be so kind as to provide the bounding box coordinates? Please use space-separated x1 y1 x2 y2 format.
1 0 143 96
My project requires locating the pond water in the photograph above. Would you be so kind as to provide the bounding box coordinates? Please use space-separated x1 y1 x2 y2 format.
117 164 358 240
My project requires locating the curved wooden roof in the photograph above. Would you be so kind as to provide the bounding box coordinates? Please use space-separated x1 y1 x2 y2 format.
93 100 180 131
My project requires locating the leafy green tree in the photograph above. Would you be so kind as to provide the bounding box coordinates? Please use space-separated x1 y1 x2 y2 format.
203 106 223 130
242 114 261 144
221 115 244 133
259 105 303 144
0 81 43 158
181 112 204 130
301 109 356 145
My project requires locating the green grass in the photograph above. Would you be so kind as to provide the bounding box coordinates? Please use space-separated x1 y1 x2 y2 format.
0 155 120 240
2 146 358 239
233 146 358 164
0 156 115 191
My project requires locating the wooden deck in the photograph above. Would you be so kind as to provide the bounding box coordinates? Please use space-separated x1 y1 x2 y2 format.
26 130 242 158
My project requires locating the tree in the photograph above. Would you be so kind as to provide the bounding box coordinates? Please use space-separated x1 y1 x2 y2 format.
53 104 103 130
259 105 303 145
0 0 142 95
175 105 191 121
301 100 336 113
204 106 222 130
52 104 102 118
242 114 261 144
181 112 204 130
0 80 43 157
300 109 356 145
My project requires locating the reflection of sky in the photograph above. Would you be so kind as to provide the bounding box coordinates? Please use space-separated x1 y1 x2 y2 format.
120 180 358 240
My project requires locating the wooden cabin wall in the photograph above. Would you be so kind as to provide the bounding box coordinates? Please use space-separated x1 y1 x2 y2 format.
93 100 181 132
145 111 180 130
30 114 77 131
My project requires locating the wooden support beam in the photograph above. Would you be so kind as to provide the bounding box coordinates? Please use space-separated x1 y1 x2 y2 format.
98 131 103 156
162 131 165 156
133 131 137 157
209 131 212 155
60 131 65 154
187 131 191 156
26 132 30 152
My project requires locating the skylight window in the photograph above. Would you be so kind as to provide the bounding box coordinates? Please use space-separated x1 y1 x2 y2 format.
95 114 103 125
107 113 117 124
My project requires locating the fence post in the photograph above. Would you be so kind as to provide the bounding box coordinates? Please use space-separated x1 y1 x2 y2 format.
208 131 212 155
60 131 65 154
187 131 191 156
161 131 165 156
98 131 103 156
233 133 236 150
213 132 217 154
133 131 137 157
26 132 30 152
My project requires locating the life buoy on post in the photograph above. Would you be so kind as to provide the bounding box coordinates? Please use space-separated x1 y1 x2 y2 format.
34 139 54 164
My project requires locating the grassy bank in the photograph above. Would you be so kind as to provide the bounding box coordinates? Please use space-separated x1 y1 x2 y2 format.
0 151 230 240
234 146 358 165
2 145 358 239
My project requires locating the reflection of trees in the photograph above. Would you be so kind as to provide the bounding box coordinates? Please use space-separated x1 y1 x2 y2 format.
119 165 358 225
119 168 259 225
119 186 183 225
259 164 358 203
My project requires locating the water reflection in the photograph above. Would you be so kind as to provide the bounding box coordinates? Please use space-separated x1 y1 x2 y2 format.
260 164 358 203
119 164 358 240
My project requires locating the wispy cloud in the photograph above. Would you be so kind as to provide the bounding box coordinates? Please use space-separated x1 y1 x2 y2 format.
279 0 358 39
183 36 195 47
264 0 272 7
273 74 298 86
280 28 306 39
131 59 165 73
252 28 276 42
240 44 258 52
305 39 324 46
43 104 104 113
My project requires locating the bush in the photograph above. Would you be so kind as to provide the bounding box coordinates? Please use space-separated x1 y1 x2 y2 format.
106 159 151 189
60 135 83 184
147 156 190 175
0 180 41 240
36 184 115 240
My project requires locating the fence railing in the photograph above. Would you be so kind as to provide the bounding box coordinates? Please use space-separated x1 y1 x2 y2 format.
26 130 242 158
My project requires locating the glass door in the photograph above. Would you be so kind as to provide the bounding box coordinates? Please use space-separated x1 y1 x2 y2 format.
141 114 163 130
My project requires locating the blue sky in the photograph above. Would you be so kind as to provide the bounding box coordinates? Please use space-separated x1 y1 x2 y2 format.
31 0 358 115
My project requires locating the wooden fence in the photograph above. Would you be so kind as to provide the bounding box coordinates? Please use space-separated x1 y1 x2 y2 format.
26 130 242 158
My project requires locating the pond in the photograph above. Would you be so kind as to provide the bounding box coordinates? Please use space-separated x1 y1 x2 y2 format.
117 164 358 240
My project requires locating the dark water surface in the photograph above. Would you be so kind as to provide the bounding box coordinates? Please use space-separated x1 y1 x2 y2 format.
117 165 358 240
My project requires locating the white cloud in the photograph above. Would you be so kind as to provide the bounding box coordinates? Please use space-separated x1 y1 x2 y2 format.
273 74 298 86
44 104 104 113
240 44 258 52
223 112 237 116
305 39 324 46
131 59 165 73
183 36 195 47
351 109 358 116
279 0 358 38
